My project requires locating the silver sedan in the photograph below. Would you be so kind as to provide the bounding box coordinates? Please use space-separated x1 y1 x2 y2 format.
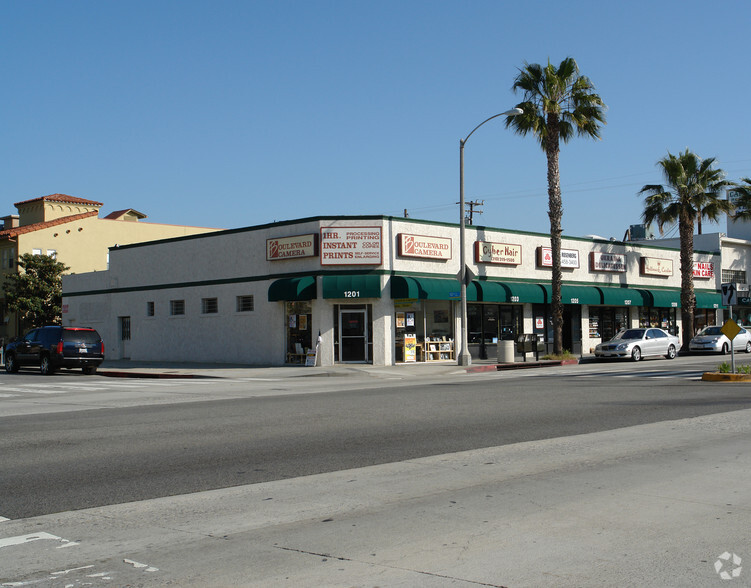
594 328 680 362
689 325 751 354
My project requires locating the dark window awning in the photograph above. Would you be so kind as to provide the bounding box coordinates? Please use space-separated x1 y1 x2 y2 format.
390 276 478 301
540 284 602 305
596 286 650 307
476 281 545 304
696 291 721 309
268 276 317 302
645 289 681 308
323 274 381 299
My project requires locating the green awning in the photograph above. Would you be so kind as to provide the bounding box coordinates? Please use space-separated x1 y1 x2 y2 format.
645 289 681 308
540 284 602 305
596 286 650 307
268 276 317 301
477 281 545 304
390 276 478 301
322 274 382 299
696 291 721 309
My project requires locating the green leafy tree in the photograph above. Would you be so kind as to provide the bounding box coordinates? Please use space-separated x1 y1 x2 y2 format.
506 57 606 354
3 253 69 331
639 149 733 350
728 177 751 221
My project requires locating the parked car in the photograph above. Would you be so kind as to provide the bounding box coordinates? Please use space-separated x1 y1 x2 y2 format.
594 327 680 361
4 326 104 375
689 325 751 354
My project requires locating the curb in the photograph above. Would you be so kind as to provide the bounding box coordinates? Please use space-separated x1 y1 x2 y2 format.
466 359 579 373
99 371 208 379
701 372 751 382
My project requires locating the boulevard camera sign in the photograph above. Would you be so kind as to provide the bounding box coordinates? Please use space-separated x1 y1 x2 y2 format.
266 234 318 261
397 233 452 260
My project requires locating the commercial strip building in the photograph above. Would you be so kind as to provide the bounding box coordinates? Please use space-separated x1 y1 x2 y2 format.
0 194 221 341
62 215 726 366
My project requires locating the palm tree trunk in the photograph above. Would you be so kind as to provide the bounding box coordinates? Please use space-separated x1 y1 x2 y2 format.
545 113 564 355
679 209 696 351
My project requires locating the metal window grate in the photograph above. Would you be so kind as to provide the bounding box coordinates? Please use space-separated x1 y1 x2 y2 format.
236 295 254 312
170 300 185 315
202 297 218 314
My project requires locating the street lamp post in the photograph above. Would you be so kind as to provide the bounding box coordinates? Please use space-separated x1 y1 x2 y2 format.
458 108 523 366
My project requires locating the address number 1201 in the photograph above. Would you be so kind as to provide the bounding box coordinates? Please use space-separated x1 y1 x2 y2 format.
344 291 360 298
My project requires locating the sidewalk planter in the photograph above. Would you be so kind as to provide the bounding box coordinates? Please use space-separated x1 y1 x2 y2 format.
701 372 751 382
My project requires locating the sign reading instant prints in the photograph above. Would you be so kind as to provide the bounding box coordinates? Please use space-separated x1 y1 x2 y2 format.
320 227 382 266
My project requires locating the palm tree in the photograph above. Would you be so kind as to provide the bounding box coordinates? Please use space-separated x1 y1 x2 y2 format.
640 149 733 351
506 57 606 355
728 177 751 221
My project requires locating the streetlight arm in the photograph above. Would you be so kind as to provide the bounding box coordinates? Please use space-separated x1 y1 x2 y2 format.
461 108 523 146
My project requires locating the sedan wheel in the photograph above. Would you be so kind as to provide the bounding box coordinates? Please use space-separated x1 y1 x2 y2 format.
631 346 642 362
745 341 751 354
721 343 729 355
665 344 676 359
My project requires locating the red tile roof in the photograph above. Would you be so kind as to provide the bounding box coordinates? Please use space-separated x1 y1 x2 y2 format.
0 211 98 239
103 208 147 220
14 194 103 207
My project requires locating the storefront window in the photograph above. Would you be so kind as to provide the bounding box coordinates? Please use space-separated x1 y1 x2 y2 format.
694 309 718 333
639 307 678 336
286 301 312 363
591 307 629 341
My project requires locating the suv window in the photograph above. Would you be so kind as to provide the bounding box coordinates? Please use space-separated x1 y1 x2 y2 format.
25 329 40 342
62 328 101 344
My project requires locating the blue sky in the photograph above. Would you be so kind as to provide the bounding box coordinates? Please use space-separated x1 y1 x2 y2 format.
4 0 751 240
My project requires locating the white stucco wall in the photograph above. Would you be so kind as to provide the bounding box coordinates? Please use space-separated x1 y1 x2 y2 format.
62 216 729 366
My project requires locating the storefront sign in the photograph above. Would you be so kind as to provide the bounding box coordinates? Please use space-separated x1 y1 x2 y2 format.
537 247 580 268
475 241 522 265
266 233 318 261
404 334 417 362
640 256 673 276
320 227 382 265
535 317 544 330
397 233 452 260
590 251 627 272
693 261 715 279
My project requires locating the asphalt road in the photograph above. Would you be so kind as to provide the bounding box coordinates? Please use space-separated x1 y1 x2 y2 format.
2 355 751 520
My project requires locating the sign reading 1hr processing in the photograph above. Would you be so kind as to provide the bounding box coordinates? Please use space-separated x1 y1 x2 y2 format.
320 226 382 266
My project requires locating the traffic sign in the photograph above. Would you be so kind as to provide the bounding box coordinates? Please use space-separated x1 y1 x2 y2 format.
721 283 738 306
721 319 742 341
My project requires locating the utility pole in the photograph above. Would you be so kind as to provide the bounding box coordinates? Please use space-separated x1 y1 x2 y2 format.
466 200 484 225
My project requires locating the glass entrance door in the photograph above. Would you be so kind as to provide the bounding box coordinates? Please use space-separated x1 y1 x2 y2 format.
339 308 368 362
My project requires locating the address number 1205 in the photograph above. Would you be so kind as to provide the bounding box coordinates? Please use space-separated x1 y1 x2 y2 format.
344 291 360 298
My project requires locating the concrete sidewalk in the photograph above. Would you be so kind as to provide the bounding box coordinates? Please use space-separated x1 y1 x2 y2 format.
97 358 581 380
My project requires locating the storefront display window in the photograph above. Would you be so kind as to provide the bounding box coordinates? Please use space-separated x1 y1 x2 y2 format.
286 301 312 363
639 307 677 336
590 307 629 341
394 301 454 362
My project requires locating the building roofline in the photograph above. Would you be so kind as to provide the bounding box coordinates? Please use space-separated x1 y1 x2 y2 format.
0 211 98 239
14 193 103 207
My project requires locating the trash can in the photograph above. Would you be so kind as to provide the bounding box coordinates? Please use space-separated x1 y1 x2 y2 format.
497 340 515 363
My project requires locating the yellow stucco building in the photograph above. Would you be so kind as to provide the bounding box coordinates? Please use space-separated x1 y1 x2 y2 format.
1 193 221 341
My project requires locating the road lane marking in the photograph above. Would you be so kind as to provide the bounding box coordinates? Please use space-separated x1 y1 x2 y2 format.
0 532 79 549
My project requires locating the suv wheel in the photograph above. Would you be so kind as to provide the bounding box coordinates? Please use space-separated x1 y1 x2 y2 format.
5 353 18 373
40 355 55 375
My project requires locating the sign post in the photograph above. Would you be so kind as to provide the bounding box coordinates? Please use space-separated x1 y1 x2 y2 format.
721 284 740 373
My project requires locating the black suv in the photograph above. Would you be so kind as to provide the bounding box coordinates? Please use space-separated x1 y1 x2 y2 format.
4 326 104 375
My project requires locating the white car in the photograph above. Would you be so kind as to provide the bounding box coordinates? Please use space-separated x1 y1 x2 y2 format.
689 325 751 354
594 328 680 362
